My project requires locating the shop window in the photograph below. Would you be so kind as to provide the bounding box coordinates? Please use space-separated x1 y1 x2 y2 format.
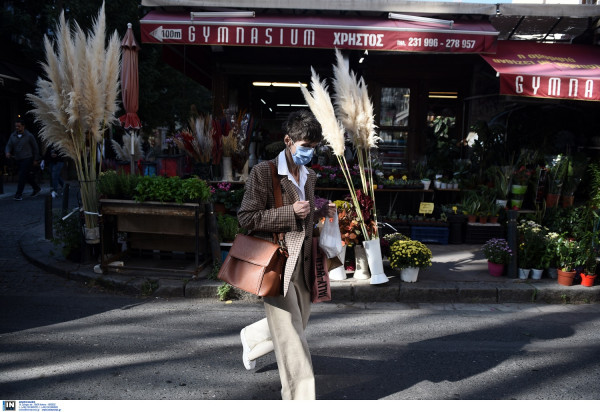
378 87 410 172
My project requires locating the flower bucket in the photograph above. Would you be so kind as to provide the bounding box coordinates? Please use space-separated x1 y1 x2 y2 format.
363 238 389 285
329 245 347 280
580 273 597 287
511 199 523 209
546 193 560 208
222 156 233 181
561 195 574 208
400 267 419 282
518 268 530 279
511 184 527 195
557 269 576 286
353 245 371 280
531 268 544 280
487 261 505 277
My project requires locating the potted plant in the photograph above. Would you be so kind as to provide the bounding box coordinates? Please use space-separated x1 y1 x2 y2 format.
217 214 241 243
541 231 561 279
555 236 585 286
211 182 245 214
545 154 567 207
488 165 513 206
388 239 432 282
380 232 409 258
481 238 513 277
517 220 547 279
461 191 481 223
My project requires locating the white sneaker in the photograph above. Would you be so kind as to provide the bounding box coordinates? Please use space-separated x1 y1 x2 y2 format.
240 328 256 370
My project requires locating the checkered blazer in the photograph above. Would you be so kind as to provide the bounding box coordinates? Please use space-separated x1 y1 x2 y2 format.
238 157 316 296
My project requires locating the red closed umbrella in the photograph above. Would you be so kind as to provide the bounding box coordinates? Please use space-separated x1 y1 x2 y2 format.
119 23 141 130
119 23 141 174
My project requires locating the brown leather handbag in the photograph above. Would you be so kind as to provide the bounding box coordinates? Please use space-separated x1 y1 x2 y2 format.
217 162 288 297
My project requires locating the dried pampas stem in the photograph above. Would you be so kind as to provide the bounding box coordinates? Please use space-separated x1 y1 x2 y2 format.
26 1 121 233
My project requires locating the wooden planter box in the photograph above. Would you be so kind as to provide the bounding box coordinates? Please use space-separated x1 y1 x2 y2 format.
99 199 207 274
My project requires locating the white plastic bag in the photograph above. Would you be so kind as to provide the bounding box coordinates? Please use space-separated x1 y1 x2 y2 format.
319 213 343 258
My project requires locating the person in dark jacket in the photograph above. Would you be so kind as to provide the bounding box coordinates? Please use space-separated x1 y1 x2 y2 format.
44 142 65 198
4 120 41 200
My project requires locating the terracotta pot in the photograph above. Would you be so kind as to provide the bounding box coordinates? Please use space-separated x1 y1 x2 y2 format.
489 216 499 224
213 203 227 215
581 273 597 287
546 193 560 208
561 195 574 208
479 216 488 224
557 269 576 286
487 261 505 277
467 215 477 223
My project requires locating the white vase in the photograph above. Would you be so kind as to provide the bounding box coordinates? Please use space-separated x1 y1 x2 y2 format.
518 268 531 279
531 268 544 280
353 245 371 280
401 267 419 282
248 142 257 168
328 245 347 281
222 156 233 181
363 238 389 285
421 179 431 190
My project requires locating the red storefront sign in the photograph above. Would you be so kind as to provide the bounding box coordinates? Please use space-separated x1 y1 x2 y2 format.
482 41 600 102
140 12 498 54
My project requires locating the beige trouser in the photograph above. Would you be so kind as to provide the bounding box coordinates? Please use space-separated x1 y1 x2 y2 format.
243 249 314 400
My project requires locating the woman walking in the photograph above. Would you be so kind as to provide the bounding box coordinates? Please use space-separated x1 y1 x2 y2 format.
237 110 335 400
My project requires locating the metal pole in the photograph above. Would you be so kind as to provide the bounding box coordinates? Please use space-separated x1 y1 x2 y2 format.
507 209 518 278
62 183 70 215
45 194 53 240
206 203 222 266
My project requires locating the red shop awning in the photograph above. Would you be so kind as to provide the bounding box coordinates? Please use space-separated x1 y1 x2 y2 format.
140 11 498 54
481 41 600 102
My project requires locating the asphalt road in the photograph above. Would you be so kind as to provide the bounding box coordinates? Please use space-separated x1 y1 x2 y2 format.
2 184 600 401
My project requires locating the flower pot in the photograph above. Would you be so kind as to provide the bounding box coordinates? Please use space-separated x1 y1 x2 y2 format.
518 268 531 279
479 216 488 224
511 184 527 195
434 180 441 189
489 216 499 224
421 179 431 190
222 156 233 181
487 261 505 277
546 193 560 208
496 199 508 208
561 195 574 208
353 244 371 280
467 215 477 223
400 267 419 282
580 273 597 287
213 203 227 215
511 199 523 209
84 226 100 244
547 267 558 279
329 245 347 280
531 268 544 280
363 238 389 284
440 182 447 189
557 269 576 286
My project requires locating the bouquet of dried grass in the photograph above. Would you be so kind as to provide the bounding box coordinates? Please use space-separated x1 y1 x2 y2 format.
221 130 238 157
301 49 380 241
27 3 120 241
111 132 144 162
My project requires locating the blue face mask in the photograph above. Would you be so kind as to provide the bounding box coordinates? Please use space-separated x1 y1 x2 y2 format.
291 144 314 165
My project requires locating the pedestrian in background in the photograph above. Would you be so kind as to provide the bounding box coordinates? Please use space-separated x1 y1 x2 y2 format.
237 110 336 400
4 120 41 201
43 142 65 198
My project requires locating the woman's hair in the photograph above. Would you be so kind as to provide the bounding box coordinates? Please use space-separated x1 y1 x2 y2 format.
283 110 322 144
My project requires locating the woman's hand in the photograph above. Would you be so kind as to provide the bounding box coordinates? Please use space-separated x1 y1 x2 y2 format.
293 200 310 219
325 202 337 218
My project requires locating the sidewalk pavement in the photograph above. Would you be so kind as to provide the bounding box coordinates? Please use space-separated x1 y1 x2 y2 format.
7 178 600 305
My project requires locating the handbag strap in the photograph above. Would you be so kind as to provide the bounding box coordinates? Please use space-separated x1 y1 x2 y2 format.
269 161 288 256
